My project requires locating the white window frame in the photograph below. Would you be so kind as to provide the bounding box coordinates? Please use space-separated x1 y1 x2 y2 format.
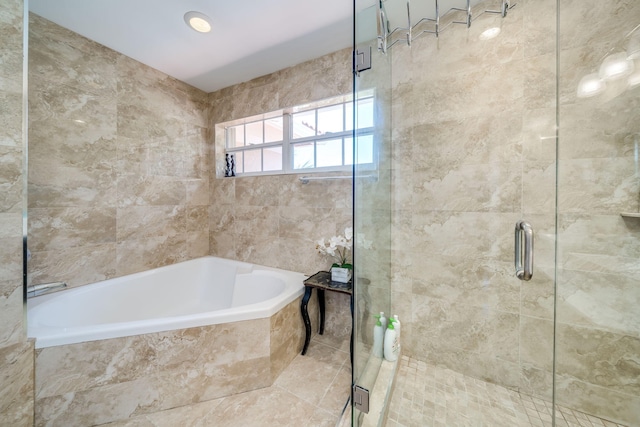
219 91 376 177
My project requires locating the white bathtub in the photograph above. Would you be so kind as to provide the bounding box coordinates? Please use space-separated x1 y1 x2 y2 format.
27 256 306 349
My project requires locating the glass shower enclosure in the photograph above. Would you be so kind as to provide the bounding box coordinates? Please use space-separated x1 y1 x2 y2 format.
352 0 640 426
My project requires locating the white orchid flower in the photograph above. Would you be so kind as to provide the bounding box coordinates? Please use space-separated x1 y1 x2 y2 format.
316 228 353 268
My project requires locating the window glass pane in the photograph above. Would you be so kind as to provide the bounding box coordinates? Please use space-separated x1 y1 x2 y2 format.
245 121 263 145
345 102 354 132
317 138 343 168
263 146 282 171
317 104 343 135
355 134 374 164
235 151 244 174
292 110 316 139
344 137 353 165
264 117 283 143
227 125 244 148
293 142 315 169
244 148 262 172
356 97 374 129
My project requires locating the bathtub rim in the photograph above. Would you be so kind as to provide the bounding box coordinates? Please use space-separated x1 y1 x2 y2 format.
28 256 306 349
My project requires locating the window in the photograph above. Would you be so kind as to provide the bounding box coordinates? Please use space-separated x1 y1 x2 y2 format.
221 92 375 176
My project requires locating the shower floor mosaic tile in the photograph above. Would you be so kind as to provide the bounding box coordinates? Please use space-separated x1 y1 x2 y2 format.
102 334 351 427
385 356 628 427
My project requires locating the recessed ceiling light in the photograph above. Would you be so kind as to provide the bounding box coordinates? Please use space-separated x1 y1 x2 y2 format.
184 11 212 33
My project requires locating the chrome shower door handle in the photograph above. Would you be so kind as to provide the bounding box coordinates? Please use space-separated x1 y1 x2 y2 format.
514 220 534 281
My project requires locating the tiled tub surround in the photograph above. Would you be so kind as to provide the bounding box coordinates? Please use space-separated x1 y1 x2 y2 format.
28 11 353 343
101 336 352 427
26 12 353 426
207 48 355 341
27 13 211 289
35 295 307 426
388 0 640 425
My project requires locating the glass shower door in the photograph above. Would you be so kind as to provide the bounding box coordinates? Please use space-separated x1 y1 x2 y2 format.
353 0 559 425
354 0 640 425
352 0 393 425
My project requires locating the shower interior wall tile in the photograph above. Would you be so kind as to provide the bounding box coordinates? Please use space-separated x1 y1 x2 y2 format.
411 256 520 313
555 323 640 397
558 0 640 53
388 0 558 400
559 103 640 161
521 0 557 58
519 316 554 400
555 373 640 426
556 268 640 333
551 1 640 423
522 107 558 162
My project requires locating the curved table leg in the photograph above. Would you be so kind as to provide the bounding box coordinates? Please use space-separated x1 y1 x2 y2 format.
300 286 313 355
317 289 325 335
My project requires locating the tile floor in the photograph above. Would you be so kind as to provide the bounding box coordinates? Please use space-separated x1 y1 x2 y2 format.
103 334 352 427
385 356 628 427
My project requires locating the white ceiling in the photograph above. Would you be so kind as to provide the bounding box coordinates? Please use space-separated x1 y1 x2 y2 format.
29 0 362 93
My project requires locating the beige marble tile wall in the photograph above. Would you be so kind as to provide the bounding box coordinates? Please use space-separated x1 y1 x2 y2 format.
0 0 35 426
554 0 640 424
389 0 640 425
208 49 354 339
389 0 557 399
27 14 210 288
35 300 303 426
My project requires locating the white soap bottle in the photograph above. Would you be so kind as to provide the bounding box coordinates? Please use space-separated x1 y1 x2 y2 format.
379 311 388 330
383 318 399 362
393 314 401 344
372 314 384 358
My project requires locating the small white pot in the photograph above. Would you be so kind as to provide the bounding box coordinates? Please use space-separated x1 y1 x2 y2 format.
331 267 352 283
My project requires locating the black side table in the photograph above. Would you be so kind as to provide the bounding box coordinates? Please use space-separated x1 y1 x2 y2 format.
300 271 353 356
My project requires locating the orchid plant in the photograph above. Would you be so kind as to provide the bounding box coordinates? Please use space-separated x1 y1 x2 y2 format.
316 227 353 269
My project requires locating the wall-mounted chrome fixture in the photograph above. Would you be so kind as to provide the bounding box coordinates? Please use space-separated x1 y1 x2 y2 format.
27 281 67 298
378 0 515 52
299 174 378 184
